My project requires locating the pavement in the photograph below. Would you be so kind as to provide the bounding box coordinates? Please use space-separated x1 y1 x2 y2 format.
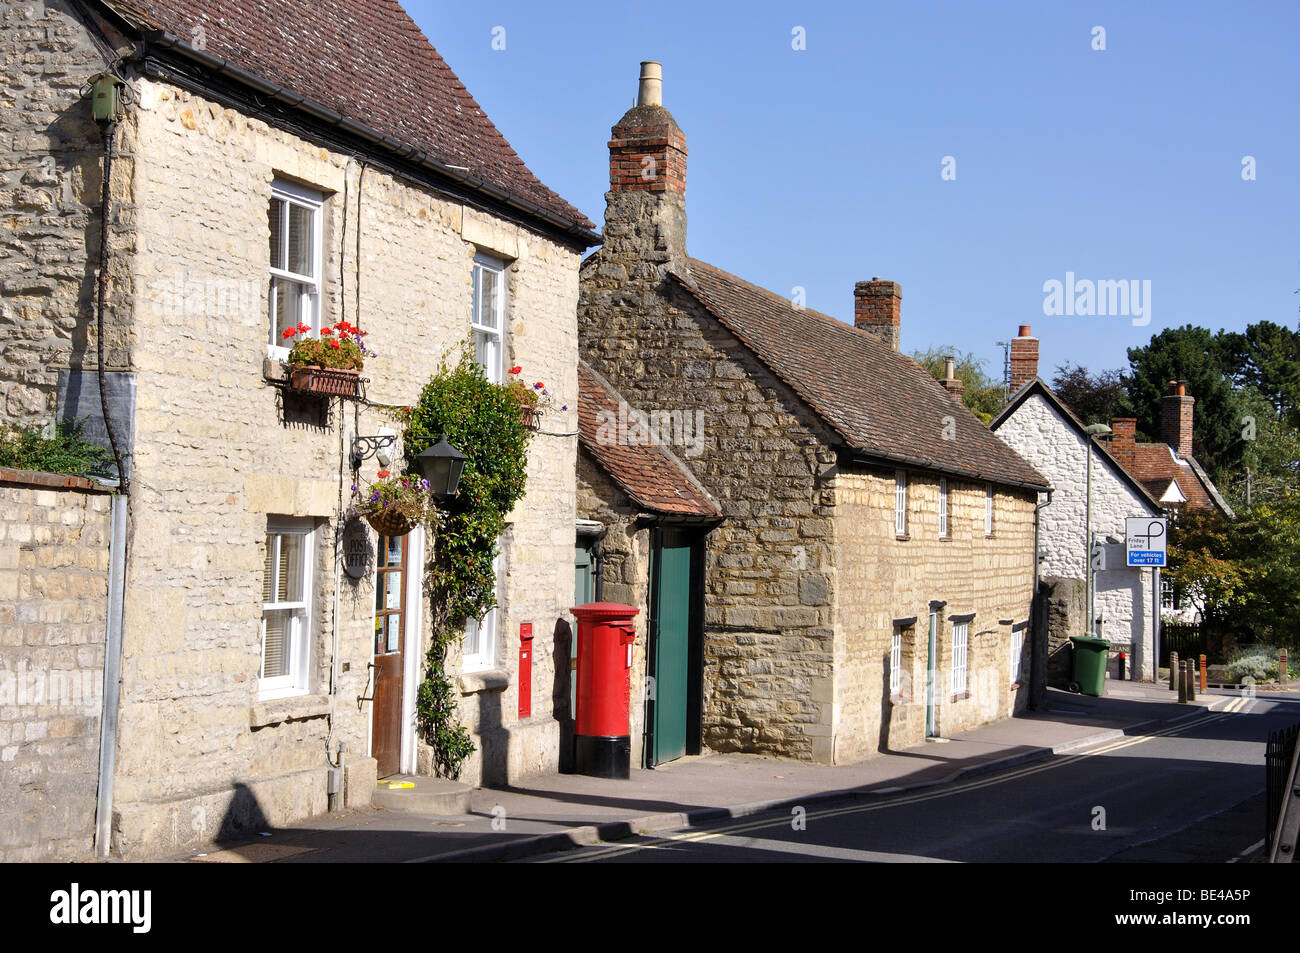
179 680 1253 864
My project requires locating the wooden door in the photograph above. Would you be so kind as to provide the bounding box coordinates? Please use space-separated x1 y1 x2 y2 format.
651 531 692 766
372 533 407 778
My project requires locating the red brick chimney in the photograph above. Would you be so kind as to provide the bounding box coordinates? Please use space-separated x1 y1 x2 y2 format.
604 62 688 264
1110 417 1137 472
941 356 965 403
854 278 901 351
1009 325 1038 393
1162 380 1194 458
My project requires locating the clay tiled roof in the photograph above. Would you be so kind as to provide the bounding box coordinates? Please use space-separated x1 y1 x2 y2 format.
578 362 722 519
100 0 594 234
1129 443 1234 516
675 260 1049 490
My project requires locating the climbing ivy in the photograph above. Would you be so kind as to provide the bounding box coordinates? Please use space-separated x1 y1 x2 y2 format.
403 343 532 778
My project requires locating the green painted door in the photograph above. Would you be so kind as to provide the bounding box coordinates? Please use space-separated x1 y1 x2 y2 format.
572 542 595 721
652 533 692 766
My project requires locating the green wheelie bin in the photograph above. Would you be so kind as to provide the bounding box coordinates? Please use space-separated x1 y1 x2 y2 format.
1068 635 1110 697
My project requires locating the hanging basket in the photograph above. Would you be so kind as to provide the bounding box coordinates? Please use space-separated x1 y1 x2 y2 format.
519 404 541 430
363 507 416 538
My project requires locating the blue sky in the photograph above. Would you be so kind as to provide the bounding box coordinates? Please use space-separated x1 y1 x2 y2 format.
405 0 1298 383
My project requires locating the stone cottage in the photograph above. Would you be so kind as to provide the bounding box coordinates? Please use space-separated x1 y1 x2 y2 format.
990 331 1165 682
0 0 597 859
576 63 1050 766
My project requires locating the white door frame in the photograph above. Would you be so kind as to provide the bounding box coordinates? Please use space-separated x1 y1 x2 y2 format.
398 529 425 775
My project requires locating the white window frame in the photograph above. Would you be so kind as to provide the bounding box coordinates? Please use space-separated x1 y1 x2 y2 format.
464 548 502 672
895 470 908 536
267 179 324 360
951 621 969 696
471 252 506 384
890 628 903 696
938 477 949 538
1010 629 1024 685
984 484 994 536
260 517 315 700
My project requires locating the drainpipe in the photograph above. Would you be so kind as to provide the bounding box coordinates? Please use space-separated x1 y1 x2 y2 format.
1029 488 1054 711
94 493 128 857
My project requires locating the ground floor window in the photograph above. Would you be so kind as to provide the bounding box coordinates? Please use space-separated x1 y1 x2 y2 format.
890 628 903 695
1010 629 1024 685
464 546 502 671
951 621 969 696
260 517 315 698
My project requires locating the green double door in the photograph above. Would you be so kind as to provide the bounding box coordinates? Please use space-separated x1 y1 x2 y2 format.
650 531 694 766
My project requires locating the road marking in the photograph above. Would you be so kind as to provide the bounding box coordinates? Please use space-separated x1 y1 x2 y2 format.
1228 838 1265 863
555 708 1244 863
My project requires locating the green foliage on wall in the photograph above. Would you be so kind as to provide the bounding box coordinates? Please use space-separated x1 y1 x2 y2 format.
402 344 532 778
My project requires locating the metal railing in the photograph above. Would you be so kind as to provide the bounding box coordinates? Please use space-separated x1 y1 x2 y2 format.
1266 720 1300 861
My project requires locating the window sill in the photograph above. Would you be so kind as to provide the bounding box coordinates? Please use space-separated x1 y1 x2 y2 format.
250 692 330 728
459 668 509 696
890 693 911 705
950 691 970 703
895 534 910 542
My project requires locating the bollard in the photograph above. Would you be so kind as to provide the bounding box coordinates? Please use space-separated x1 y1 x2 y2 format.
1281 649 1290 687
1186 659 1196 702
1177 660 1187 703
1170 652 1180 693
1199 654 1207 693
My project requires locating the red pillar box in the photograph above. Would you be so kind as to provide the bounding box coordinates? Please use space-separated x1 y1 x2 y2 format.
571 602 639 779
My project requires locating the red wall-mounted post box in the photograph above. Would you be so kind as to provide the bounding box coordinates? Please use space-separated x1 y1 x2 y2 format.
571 602 639 779
518 622 534 719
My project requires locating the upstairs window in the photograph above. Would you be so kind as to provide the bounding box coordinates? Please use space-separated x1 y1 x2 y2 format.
938 477 949 538
895 470 908 537
268 180 323 356
984 484 994 536
471 253 505 384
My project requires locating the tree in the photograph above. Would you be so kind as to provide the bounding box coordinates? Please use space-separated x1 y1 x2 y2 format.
1050 363 1125 425
910 347 1004 423
1215 321 1300 428
1121 325 1247 486
1168 491 1300 648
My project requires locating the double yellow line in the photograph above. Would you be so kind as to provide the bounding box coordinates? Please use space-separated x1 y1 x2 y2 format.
552 704 1251 863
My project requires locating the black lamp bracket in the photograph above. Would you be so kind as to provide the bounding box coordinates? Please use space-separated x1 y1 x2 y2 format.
350 434 398 471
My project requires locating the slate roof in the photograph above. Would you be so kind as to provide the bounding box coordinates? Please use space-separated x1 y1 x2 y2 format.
673 259 1049 490
578 362 722 520
990 377 1163 512
99 0 594 234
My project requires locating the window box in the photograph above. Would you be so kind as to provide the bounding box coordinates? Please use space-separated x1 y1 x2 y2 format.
287 364 362 398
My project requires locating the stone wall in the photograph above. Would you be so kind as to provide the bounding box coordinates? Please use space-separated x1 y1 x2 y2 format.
833 466 1036 759
995 392 1157 678
0 469 113 861
0 0 133 424
580 260 842 761
12 68 589 857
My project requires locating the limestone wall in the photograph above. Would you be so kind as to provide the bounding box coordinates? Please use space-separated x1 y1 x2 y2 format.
0 0 132 423
833 466 1037 759
0 469 113 861
92 76 581 856
580 264 841 762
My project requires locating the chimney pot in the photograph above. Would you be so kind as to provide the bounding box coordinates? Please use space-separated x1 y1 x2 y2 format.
1009 325 1040 393
637 61 663 107
941 356 964 402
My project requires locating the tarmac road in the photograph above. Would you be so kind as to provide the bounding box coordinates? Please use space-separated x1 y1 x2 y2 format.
527 695 1300 863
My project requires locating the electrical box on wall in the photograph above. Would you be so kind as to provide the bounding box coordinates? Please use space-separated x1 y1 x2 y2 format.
92 76 121 123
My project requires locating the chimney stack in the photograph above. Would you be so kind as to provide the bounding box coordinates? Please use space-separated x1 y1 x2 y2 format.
1110 417 1137 472
941 356 965 402
604 61 688 264
1162 380 1194 458
1009 325 1038 393
853 278 902 351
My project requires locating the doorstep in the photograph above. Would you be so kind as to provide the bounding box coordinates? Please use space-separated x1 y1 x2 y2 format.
373 775 473 815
